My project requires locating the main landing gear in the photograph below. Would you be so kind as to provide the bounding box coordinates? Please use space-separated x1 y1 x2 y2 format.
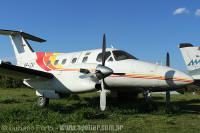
143 90 151 101
37 96 49 107
166 90 170 105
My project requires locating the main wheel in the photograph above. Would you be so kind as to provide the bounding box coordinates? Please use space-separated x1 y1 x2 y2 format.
37 96 49 107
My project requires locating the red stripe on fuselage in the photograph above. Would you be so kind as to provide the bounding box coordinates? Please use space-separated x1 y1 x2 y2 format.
110 75 193 83
36 52 51 71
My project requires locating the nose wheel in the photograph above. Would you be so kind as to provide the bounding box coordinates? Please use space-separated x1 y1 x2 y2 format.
37 96 49 107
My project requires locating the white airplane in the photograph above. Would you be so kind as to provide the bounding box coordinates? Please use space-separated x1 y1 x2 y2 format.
0 30 194 111
179 43 200 84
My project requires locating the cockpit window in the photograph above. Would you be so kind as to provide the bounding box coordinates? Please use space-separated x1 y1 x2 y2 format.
96 51 111 62
112 50 137 61
108 57 113 62
82 56 88 63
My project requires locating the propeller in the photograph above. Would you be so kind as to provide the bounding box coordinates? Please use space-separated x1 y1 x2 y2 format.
99 34 109 111
166 52 170 67
166 52 170 105
79 34 124 111
165 52 184 95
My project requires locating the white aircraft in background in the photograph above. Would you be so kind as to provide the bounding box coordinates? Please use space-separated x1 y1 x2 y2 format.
0 29 194 111
179 43 200 85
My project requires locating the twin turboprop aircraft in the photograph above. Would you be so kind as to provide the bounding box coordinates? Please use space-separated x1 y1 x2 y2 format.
0 29 194 111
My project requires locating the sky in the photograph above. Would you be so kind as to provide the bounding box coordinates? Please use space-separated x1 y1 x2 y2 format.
0 0 200 72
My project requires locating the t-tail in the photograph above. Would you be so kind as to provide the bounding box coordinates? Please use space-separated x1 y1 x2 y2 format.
179 43 200 80
0 29 46 66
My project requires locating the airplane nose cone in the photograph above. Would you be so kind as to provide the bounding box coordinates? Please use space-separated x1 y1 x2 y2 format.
165 68 193 86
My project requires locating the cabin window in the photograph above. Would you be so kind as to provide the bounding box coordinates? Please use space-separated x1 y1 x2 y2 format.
96 51 111 62
46 61 51 66
112 50 137 61
108 57 113 62
61 59 67 65
54 60 59 65
71 58 77 63
82 56 88 63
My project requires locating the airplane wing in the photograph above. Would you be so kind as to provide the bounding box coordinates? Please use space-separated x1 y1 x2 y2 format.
0 62 54 79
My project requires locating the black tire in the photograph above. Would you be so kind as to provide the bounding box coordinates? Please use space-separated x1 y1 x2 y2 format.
37 96 49 107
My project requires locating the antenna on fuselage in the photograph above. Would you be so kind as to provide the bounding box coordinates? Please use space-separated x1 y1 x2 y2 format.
110 44 114 49
155 60 163 65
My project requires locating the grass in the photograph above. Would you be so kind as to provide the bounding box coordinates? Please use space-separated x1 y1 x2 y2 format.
0 88 200 132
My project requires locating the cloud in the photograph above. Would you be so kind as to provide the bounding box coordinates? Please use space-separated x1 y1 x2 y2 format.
173 8 189 15
195 9 200 16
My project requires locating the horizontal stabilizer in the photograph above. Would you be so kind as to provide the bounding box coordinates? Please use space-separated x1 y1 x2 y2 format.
0 62 54 79
179 43 193 48
0 29 46 42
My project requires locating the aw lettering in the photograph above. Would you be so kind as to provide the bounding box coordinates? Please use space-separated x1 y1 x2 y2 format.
188 59 200 66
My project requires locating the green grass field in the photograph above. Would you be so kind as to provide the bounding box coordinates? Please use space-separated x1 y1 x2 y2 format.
0 88 200 133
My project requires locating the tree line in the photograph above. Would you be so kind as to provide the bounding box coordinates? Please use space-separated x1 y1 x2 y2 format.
0 75 25 88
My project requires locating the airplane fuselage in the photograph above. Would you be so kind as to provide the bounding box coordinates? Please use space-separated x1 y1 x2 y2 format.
22 48 193 94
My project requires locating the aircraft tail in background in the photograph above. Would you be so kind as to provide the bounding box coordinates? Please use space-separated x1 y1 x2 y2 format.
179 43 200 79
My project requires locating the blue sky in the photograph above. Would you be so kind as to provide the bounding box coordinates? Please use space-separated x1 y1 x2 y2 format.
0 0 200 72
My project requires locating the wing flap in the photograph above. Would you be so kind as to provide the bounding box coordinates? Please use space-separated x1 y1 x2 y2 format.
0 62 54 79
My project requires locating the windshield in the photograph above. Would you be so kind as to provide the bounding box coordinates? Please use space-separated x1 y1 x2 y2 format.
112 50 137 61
96 51 111 62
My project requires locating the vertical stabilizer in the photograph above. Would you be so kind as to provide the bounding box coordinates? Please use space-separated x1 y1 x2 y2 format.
0 29 46 66
179 43 200 79
10 33 34 65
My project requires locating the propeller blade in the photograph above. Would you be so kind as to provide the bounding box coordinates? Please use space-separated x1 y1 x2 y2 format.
100 80 106 111
102 34 106 66
166 52 171 105
166 52 170 67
